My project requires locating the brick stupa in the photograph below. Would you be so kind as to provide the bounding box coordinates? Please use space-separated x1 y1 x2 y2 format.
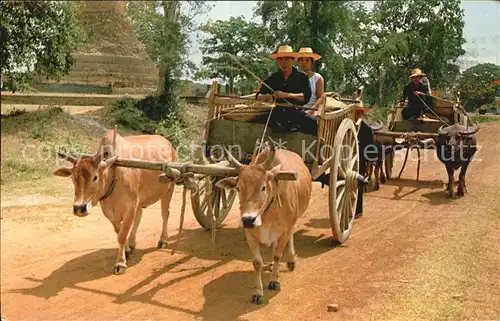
40 0 158 94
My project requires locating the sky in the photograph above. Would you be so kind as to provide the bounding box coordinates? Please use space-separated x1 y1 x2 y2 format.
187 0 500 74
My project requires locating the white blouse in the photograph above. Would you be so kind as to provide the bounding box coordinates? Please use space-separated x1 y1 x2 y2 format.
304 72 323 108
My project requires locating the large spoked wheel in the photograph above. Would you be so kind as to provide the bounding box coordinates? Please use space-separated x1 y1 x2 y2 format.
329 118 360 243
385 148 395 179
190 175 237 230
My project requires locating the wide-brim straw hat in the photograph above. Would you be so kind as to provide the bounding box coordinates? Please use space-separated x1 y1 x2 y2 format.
297 47 321 61
269 45 299 60
409 68 426 78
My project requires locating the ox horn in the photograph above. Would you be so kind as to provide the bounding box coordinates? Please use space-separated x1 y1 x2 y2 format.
438 125 447 135
260 140 276 170
460 124 479 136
223 145 242 169
57 152 77 164
93 152 103 166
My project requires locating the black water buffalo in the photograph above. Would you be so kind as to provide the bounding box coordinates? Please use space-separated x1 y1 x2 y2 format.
435 123 479 198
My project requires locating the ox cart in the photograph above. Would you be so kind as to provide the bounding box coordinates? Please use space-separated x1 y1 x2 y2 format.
110 81 366 244
373 92 474 181
184 81 367 244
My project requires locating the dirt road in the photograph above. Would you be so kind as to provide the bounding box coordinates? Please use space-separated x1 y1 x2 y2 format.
2 122 500 321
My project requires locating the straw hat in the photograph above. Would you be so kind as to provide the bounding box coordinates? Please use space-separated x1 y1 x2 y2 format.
297 47 322 61
409 68 426 78
269 45 299 60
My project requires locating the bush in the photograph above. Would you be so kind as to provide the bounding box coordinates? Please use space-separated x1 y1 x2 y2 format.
104 93 187 144
103 98 155 133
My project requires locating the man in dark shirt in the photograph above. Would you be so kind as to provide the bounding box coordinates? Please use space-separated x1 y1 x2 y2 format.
401 68 431 120
250 45 317 135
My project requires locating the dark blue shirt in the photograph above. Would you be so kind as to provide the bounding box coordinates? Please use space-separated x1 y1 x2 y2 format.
257 67 312 106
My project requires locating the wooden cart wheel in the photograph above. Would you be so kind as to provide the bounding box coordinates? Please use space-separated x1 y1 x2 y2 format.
329 118 360 243
190 175 237 230
385 148 395 179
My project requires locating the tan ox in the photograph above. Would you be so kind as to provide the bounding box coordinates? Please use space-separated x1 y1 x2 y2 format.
53 129 176 274
216 142 312 305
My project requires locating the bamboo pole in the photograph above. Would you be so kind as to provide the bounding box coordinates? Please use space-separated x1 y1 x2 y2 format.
114 159 298 180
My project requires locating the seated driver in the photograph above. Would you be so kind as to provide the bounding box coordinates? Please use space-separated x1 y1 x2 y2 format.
401 68 431 120
252 45 317 136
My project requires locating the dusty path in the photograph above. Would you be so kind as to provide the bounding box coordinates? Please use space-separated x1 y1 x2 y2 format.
2 122 500 321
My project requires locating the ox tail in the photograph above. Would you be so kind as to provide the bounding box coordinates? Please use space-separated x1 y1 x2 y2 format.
171 187 187 256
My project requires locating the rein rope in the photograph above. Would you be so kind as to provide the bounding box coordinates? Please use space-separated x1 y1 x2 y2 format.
416 94 451 126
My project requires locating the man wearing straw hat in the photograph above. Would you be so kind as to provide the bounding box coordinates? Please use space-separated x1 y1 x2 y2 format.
296 47 324 114
401 68 431 120
253 45 316 135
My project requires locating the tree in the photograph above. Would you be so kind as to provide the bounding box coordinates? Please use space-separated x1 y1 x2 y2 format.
197 16 272 94
254 1 351 90
364 0 466 106
0 0 83 92
126 0 210 96
458 63 500 110
253 0 466 108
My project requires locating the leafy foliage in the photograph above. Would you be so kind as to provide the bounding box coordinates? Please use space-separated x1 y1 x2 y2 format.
197 16 274 93
458 63 500 110
0 0 83 91
250 0 467 108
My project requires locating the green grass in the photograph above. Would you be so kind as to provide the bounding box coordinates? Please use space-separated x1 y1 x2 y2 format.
471 114 500 123
0 103 207 185
1 106 105 185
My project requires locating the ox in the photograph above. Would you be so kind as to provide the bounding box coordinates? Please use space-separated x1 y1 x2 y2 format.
216 142 312 305
362 121 395 190
435 123 479 198
53 129 176 274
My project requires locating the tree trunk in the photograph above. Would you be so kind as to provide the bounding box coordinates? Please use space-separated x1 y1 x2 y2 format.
157 0 180 96
376 67 386 108
310 1 320 72
229 76 234 94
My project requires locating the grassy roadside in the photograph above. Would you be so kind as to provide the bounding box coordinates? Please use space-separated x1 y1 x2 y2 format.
1 107 106 185
1 102 207 186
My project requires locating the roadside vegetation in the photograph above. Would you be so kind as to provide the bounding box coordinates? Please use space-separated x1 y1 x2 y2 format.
1 97 206 185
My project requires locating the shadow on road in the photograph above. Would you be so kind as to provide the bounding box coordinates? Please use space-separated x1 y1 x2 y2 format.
9 225 335 319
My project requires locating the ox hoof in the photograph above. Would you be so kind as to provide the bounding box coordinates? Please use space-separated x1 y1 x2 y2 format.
447 193 456 199
287 262 296 271
374 184 380 191
251 294 264 305
113 264 127 275
381 177 386 184
157 240 168 249
268 280 281 291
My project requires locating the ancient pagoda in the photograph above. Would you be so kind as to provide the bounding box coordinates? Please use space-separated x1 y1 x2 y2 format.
40 0 158 94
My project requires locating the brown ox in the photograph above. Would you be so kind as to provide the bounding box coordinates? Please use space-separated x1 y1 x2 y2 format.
53 129 176 274
216 142 312 305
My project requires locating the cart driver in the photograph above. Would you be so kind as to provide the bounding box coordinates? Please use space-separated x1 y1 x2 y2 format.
253 45 317 135
401 68 431 120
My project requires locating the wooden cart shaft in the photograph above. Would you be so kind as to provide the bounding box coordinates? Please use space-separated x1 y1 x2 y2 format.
114 158 298 181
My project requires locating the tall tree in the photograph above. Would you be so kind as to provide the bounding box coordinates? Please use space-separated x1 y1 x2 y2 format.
0 0 83 92
197 16 272 93
366 0 466 106
126 0 210 95
458 63 500 110
254 1 351 89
